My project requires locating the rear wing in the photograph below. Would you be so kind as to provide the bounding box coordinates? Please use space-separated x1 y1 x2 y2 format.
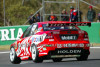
46 21 91 27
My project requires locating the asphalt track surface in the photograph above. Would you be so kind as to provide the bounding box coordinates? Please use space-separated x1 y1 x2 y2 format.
0 48 100 67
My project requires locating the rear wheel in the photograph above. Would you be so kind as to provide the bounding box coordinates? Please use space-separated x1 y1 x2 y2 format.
31 45 43 63
52 58 62 62
10 46 21 64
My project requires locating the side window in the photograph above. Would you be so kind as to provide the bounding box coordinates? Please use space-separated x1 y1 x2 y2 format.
31 24 38 35
22 25 32 38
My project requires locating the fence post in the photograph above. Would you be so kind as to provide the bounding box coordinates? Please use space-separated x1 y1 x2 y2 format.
78 0 80 22
3 0 6 26
42 0 45 22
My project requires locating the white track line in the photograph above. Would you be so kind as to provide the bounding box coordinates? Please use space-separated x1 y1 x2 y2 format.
90 47 100 48
0 47 100 54
20 61 33 64
0 51 10 54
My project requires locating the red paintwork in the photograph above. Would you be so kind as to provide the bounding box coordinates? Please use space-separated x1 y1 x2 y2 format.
10 21 90 60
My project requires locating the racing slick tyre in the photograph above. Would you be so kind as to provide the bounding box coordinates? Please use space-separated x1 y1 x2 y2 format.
76 55 88 61
31 45 43 63
10 46 21 64
52 58 62 62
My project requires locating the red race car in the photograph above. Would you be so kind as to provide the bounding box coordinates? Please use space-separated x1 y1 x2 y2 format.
9 21 91 64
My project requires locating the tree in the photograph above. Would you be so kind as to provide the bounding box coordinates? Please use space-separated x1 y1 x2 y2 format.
0 0 3 26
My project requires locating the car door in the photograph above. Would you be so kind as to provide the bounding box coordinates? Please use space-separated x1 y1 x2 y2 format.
29 24 41 44
18 24 39 57
16 25 33 57
30 24 46 45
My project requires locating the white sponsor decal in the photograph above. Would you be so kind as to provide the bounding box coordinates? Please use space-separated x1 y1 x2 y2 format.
61 36 76 40
58 50 81 54
0 28 23 41
57 44 62 48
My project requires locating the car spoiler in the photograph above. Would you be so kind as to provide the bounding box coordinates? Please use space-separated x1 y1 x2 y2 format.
46 21 91 27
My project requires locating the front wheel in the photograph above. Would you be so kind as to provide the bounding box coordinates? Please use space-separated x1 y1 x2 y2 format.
10 46 21 64
52 58 62 62
31 45 43 63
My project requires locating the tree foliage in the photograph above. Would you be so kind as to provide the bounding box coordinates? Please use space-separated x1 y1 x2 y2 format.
0 0 3 26
0 0 42 26
0 0 100 26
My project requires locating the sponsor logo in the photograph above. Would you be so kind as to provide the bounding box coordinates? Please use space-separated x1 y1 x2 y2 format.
61 36 76 40
0 28 23 41
57 44 62 48
58 50 81 54
32 36 41 42
57 44 84 48
53 32 59 34
48 23 89 27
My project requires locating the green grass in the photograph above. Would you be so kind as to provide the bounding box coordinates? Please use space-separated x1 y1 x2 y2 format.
91 43 100 47
0 45 10 51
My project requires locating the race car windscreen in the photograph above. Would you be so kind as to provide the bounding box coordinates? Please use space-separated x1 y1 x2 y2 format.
43 24 77 31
